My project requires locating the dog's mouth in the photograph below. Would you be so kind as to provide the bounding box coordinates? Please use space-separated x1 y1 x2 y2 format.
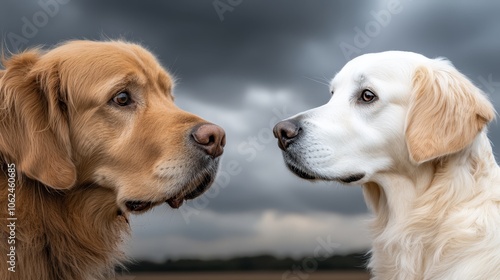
283 152 366 184
337 173 365 184
282 152 319 180
124 167 216 213
125 201 158 212
338 173 365 183
285 161 318 180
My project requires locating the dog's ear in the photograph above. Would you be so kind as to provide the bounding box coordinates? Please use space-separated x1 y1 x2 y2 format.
405 60 495 164
0 50 76 189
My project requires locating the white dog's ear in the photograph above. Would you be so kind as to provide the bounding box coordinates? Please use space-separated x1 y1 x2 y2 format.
405 60 495 164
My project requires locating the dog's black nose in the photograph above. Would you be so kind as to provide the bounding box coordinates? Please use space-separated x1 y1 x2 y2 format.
192 124 226 158
273 120 301 150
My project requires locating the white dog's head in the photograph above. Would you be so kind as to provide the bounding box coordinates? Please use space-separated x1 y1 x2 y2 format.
274 51 494 184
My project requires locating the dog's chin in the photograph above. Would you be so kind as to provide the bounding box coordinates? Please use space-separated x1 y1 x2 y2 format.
124 160 219 213
165 171 215 209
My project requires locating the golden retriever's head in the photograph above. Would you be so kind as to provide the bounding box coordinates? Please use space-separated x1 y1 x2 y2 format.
273 51 494 184
0 40 225 213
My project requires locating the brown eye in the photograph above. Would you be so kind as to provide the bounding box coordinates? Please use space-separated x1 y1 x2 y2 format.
360 89 377 103
112 92 132 106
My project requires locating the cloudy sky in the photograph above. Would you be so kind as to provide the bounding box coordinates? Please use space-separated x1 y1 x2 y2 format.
2 0 500 261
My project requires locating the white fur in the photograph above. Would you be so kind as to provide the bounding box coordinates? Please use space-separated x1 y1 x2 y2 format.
279 51 500 279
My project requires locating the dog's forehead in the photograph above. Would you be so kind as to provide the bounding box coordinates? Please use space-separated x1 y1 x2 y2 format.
332 51 429 89
49 41 172 84
53 41 173 95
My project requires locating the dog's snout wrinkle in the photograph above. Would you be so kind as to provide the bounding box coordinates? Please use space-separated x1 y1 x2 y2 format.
191 123 226 158
273 120 301 150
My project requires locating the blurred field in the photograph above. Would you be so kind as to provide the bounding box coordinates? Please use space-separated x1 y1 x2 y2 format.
117 271 370 280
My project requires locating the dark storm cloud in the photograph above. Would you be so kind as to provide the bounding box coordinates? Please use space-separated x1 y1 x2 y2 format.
1 0 367 106
71 0 366 107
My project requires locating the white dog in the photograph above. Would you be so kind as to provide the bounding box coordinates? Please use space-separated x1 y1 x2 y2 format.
274 51 500 279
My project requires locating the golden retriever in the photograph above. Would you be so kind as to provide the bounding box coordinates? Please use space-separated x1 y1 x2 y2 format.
274 51 500 279
0 40 225 280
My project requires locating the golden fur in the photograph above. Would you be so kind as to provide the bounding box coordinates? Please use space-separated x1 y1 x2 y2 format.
405 64 495 163
0 40 223 279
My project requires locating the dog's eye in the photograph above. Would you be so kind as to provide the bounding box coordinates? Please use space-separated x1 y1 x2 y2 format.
112 92 132 106
331 90 334 95
359 89 377 103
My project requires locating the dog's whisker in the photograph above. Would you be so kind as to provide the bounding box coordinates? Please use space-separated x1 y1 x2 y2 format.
302 75 331 87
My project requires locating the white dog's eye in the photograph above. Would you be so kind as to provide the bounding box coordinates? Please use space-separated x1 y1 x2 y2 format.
359 89 377 103
330 90 334 95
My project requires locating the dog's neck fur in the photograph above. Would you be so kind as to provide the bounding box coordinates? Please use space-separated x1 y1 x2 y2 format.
363 131 500 279
0 163 129 280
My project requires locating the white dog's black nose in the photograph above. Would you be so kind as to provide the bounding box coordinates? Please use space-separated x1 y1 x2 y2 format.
273 120 301 150
191 124 226 158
